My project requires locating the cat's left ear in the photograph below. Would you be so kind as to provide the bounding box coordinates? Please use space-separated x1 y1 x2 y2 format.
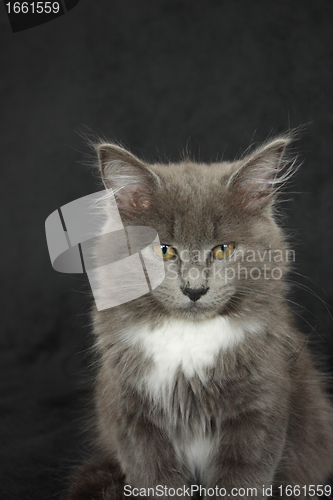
96 143 161 217
227 136 293 212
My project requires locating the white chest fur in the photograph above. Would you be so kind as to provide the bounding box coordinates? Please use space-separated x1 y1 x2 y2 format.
132 316 249 398
128 316 256 481
175 435 215 481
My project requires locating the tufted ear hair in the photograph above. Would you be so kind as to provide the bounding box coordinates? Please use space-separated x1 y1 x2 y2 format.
96 143 161 218
227 136 295 212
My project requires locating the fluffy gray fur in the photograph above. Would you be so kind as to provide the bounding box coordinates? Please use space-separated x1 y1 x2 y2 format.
67 137 333 500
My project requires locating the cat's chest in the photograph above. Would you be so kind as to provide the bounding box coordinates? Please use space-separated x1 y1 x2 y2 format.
132 316 247 399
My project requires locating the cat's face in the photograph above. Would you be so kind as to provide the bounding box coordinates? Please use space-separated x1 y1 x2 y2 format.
96 138 293 320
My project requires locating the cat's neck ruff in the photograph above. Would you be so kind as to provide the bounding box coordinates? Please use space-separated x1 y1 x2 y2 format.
131 316 259 398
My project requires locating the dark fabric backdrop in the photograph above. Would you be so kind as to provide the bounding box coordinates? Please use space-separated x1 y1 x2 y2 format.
1 0 333 498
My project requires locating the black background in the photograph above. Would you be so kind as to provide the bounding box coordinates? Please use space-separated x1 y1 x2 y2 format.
1 1 333 498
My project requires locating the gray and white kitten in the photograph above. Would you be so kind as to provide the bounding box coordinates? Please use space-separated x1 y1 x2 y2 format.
67 136 333 500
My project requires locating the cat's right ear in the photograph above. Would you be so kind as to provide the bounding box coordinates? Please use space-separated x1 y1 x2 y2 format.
96 144 160 217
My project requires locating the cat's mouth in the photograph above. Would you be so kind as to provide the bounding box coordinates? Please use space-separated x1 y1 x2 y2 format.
176 290 238 319
152 284 238 319
177 297 219 319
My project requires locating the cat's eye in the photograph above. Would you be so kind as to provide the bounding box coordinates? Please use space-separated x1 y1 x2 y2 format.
212 242 235 260
152 244 177 260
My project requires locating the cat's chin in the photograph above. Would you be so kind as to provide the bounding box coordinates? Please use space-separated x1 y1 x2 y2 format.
171 302 222 321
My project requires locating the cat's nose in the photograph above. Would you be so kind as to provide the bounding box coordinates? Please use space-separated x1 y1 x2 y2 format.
182 286 209 302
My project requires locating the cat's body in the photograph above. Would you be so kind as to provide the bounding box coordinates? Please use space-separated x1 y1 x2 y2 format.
68 137 333 500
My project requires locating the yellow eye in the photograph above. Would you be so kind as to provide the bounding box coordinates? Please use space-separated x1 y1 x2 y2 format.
152 244 177 260
212 242 235 260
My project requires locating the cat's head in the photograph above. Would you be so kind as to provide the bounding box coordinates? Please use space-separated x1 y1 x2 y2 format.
95 137 296 321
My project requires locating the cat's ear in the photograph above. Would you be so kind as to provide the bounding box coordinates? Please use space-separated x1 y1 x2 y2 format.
96 143 160 217
227 136 293 212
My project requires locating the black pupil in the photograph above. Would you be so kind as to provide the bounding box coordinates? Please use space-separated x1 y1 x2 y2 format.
161 245 168 255
221 244 228 253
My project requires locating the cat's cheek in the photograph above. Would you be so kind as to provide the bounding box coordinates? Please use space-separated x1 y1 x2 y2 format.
165 262 179 281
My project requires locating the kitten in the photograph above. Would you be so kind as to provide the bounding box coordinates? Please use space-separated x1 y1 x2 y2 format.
67 136 333 500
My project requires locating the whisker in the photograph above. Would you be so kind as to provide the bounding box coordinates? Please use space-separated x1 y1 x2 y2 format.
233 286 327 343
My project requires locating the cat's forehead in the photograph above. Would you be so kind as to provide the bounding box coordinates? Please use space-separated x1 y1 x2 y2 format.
152 160 233 187
150 160 246 247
